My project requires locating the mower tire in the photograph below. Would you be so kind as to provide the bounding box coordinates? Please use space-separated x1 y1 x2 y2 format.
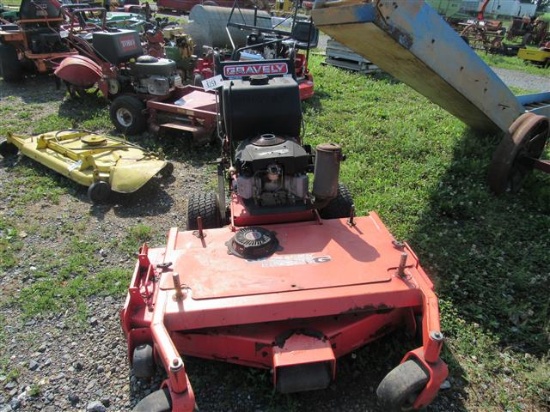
376 359 430 412
0 44 23 83
110 95 147 135
0 140 19 157
193 73 203 87
87 181 112 204
186 192 222 230
160 162 174 178
133 388 171 412
319 183 354 219
132 343 155 378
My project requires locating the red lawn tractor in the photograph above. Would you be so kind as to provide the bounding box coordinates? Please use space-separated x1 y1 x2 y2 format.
120 70 448 412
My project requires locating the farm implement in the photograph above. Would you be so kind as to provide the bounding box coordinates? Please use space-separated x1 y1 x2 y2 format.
120 35 448 412
311 0 550 195
0 130 173 203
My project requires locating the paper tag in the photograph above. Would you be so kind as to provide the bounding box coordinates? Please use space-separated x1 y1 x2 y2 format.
202 75 223 91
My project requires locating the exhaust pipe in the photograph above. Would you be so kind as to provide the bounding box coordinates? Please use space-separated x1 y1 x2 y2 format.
312 143 343 209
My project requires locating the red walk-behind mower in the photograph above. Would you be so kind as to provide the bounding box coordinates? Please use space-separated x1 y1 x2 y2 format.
120 69 448 412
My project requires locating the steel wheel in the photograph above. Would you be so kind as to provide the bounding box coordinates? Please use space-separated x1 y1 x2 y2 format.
87 181 112 204
460 24 488 51
109 95 147 135
376 359 430 412
488 113 549 194
0 140 18 157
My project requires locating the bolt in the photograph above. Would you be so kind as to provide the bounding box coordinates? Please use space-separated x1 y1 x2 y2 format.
170 358 183 372
430 331 444 341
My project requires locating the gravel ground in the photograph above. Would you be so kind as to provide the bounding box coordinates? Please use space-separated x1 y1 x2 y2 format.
491 67 549 93
0 50 548 412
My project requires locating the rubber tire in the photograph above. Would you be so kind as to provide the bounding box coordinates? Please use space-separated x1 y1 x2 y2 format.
87 181 112 204
193 73 203 87
133 387 171 412
132 344 155 378
319 183 354 219
110 95 147 135
0 44 23 83
376 359 430 412
160 162 174 178
186 192 221 231
0 140 18 157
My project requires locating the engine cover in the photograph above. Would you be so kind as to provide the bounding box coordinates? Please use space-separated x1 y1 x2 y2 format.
132 56 177 77
235 135 310 205
235 134 309 176
92 30 143 65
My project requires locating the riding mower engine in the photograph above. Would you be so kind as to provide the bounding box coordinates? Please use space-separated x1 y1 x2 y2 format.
234 135 310 207
239 30 287 60
128 55 181 96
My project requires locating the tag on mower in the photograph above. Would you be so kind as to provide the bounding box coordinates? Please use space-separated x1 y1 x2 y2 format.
202 75 223 91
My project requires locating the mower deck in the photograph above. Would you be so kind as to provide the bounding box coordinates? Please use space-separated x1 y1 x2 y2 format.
1 130 170 202
121 213 447 411
146 85 218 143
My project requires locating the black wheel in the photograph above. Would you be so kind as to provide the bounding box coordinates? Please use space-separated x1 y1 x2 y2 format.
160 162 174 178
87 181 112 203
193 73 204 87
0 44 23 83
376 359 430 412
133 388 171 412
66 82 96 99
132 343 155 378
110 95 147 135
186 192 222 230
0 140 18 157
488 113 549 194
319 183 354 219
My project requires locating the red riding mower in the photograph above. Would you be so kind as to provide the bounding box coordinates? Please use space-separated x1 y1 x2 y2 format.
120 64 448 412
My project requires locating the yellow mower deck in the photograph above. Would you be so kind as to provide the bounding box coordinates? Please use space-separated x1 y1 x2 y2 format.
1 130 172 202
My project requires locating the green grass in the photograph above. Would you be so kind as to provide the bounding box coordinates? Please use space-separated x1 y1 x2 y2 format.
1 18 549 412
301 54 550 411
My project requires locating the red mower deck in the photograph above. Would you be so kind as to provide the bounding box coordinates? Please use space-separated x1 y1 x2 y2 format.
121 213 447 411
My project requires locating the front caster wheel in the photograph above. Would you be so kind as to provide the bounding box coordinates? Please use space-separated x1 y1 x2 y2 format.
160 162 174 178
133 388 171 412
87 181 112 204
376 359 430 412
0 140 18 157
132 343 155 378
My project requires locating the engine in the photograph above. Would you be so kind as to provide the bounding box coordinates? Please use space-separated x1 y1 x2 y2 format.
130 55 181 96
234 134 310 207
223 75 342 211
240 30 290 61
